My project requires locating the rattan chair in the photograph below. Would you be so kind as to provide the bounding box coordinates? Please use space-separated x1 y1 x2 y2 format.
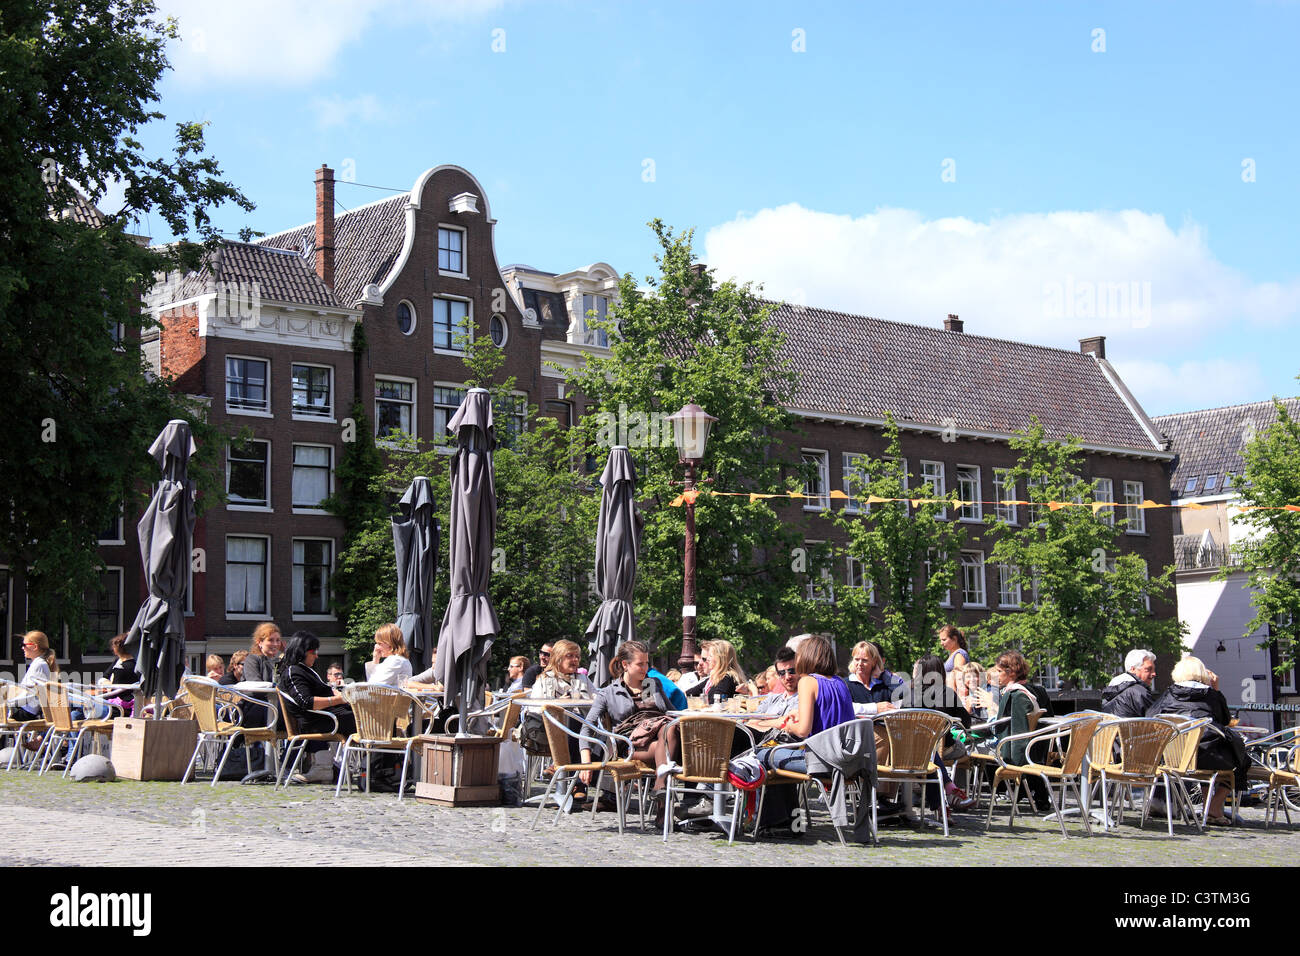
985 713 1103 837
751 717 879 846
335 683 437 800
58 681 137 774
1245 726 1300 827
963 705 1043 808
1092 717 1179 833
1150 714 1211 832
530 705 648 834
275 690 346 788
180 678 280 786
657 714 746 844
876 709 958 836
1164 719 1246 827
29 682 83 775
0 680 50 770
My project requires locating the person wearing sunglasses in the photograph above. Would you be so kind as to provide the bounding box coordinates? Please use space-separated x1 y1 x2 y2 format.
519 642 553 691
754 647 801 719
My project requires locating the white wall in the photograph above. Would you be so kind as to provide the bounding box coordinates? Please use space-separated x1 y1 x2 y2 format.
1176 570 1273 728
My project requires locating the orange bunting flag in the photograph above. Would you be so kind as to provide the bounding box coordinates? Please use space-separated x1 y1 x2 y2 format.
1287 505 1300 512
828 490 848 499
1090 502 1106 515
1139 499 1164 509
682 490 699 505
866 495 890 505
669 495 684 508
1047 501 1067 511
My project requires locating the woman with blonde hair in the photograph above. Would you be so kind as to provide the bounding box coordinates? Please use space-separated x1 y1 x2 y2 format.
1146 655 1250 825
529 639 595 701
685 639 746 701
220 649 249 686
365 623 412 687
10 630 57 721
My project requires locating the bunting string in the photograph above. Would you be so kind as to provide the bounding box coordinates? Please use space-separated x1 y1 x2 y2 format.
665 488 1300 512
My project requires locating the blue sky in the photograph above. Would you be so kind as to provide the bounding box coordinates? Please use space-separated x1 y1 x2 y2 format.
128 0 1299 417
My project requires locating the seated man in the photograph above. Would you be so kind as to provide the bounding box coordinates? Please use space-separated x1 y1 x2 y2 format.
1101 649 1156 718
675 652 705 693
755 648 800 719
519 643 552 691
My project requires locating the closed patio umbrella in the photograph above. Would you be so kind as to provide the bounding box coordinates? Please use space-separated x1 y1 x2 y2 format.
585 446 641 688
393 476 438 675
434 388 500 734
125 420 197 714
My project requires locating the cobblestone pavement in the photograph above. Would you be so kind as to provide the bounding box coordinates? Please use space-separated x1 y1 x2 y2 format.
1 773 1295 866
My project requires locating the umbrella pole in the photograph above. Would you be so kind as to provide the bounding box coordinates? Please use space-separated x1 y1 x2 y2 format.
154 686 164 721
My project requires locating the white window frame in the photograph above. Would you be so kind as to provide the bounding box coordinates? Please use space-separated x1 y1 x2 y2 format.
290 362 334 422
956 464 982 522
291 442 334 513
993 469 1017 525
579 293 611 347
997 563 1022 608
489 313 509 349
1039 658 1061 692
960 551 986 607
1026 475 1046 525
225 354 271 417
802 449 830 511
842 452 868 513
396 299 417 337
1123 480 1146 534
97 503 125 546
926 550 951 607
496 390 528 444
0 564 13 663
920 460 946 518
437 224 468 278
1138 558 1151 612
227 439 271 512
82 566 124 663
432 294 472 355
804 540 834 603
1095 477 1115 527
291 536 335 621
432 381 468 450
225 534 270 620
374 375 417 450
845 554 874 604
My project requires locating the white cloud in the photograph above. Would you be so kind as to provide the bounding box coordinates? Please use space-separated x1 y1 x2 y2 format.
1111 358 1265 418
703 203 1299 346
155 0 505 87
308 93 395 129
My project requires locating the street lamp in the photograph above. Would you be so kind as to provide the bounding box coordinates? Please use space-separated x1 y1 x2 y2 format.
667 402 717 673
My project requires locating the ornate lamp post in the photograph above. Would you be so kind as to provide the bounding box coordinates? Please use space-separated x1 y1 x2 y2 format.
667 402 717 673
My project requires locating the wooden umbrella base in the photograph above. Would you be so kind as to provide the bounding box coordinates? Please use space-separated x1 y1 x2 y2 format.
414 735 504 806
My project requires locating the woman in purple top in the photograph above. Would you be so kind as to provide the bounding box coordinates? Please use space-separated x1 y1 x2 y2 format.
759 635 854 773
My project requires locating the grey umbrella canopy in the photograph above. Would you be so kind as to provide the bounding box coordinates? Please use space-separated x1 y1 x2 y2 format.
434 388 500 733
125 420 197 711
393 476 438 674
585 446 641 688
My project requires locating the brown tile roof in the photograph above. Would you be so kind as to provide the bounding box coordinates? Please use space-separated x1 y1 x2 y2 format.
159 241 340 308
257 195 408 307
768 301 1165 453
48 183 105 227
1152 398 1300 496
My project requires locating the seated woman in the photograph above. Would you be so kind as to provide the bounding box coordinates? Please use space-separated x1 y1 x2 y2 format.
219 650 248 686
11 630 56 722
578 641 674 809
989 650 1053 812
364 624 413 687
243 622 283 683
958 661 987 721
938 625 970 691
529 640 596 701
895 654 974 810
847 641 904 715
758 635 855 771
205 654 225 682
279 631 356 784
1146 655 1251 825
684 639 746 701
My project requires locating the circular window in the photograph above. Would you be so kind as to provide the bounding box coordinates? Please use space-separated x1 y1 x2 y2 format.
489 313 507 347
397 301 415 336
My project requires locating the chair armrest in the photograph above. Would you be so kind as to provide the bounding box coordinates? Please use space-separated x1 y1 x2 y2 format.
992 717 1087 766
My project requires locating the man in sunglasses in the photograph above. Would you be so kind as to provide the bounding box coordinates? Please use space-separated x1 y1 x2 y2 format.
520 642 553 691
755 647 800 718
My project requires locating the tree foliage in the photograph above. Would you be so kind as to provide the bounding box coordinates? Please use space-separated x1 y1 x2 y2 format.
564 221 810 666
1223 389 1300 674
0 0 252 645
971 418 1183 687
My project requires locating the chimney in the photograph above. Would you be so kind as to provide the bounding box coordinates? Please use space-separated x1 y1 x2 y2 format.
314 164 335 288
1079 335 1106 359
944 313 963 333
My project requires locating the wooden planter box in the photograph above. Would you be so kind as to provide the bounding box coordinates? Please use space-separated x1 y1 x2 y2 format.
415 735 503 807
112 717 198 781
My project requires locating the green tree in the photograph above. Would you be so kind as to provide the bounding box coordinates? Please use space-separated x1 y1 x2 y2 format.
824 415 966 669
1 0 252 646
1222 390 1300 675
972 418 1183 687
563 221 808 666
